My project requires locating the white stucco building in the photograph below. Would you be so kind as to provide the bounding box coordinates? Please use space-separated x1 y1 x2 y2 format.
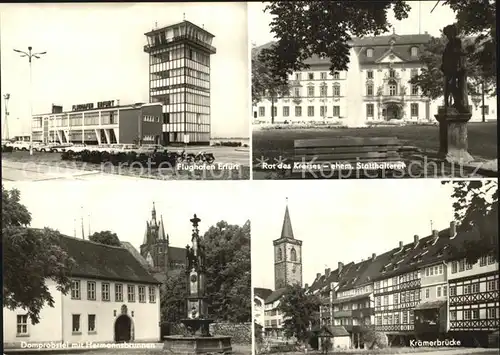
253 33 496 124
3 234 161 349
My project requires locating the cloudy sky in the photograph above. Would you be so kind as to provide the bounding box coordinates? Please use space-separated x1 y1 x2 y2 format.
0 2 250 139
251 179 459 291
3 180 251 251
249 1 456 47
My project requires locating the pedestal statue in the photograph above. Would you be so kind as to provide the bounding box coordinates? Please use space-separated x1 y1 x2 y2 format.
163 214 232 354
435 24 474 164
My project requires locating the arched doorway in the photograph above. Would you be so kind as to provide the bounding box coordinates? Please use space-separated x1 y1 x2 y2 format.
114 315 132 342
385 103 402 120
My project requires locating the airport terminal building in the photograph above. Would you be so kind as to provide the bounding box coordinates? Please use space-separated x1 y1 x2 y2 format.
31 20 216 145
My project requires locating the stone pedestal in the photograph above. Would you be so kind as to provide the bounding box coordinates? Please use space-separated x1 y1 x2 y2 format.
435 108 474 164
163 335 232 354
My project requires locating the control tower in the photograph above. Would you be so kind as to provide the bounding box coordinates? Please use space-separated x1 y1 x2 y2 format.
144 20 216 145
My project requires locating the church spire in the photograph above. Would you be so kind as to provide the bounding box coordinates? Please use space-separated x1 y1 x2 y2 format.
281 198 294 239
152 201 156 221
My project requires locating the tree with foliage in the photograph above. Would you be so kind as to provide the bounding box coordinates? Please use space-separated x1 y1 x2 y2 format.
252 43 290 124
438 0 496 89
203 220 251 323
278 284 321 345
89 230 121 246
161 268 187 322
408 34 490 101
259 1 411 81
442 180 498 264
2 185 75 325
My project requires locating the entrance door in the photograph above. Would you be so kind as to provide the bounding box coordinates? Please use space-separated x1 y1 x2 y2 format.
114 315 132 342
386 104 401 120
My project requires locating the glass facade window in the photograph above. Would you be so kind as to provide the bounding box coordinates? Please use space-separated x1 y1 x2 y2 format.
146 26 216 144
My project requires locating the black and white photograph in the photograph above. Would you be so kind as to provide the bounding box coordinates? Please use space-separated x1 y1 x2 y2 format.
2 179 251 354
250 1 497 179
252 179 498 354
1 2 251 181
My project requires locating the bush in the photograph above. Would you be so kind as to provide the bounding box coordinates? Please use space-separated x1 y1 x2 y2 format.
2 145 14 153
361 325 389 349
59 149 214 168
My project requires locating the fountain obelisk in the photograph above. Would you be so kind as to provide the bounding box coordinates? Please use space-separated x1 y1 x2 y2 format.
163 214 232 354
183 214 212 336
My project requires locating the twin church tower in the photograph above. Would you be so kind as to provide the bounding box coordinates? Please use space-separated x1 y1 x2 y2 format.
273 199 303 290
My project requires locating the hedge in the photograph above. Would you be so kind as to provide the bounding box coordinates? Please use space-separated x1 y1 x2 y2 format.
2 145 14 153
61 150 215 166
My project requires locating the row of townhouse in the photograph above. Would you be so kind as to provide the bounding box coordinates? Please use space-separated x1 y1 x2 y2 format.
306 217 499 349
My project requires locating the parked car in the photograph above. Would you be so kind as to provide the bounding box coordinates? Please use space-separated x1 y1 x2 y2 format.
11 141 31 151
65 144 88 154
33 143 53 152
50 143 74 153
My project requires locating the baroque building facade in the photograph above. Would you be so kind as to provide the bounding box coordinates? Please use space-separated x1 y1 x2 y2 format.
253 33 496 124
307 215 498 349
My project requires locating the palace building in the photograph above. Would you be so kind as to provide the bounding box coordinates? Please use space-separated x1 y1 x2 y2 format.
31 20 216 146
307 214 499 349
253 33 496 124
3 232 161 348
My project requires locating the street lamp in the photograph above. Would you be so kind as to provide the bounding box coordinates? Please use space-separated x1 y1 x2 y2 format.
3 93 10 140
13 46 47 155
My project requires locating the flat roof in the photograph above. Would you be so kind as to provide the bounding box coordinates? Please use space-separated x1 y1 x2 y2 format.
145 20 214 38
33 102 162 117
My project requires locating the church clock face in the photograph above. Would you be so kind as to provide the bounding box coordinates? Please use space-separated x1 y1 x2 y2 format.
190 274 197 283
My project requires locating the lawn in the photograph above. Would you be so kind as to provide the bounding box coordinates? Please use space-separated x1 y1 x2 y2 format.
2 151 250 180
252 122 498 163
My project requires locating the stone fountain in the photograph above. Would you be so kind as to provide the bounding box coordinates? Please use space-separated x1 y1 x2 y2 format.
163 214 232 354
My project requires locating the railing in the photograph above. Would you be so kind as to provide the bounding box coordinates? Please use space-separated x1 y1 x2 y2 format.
375 324 414 332
450 291 499 306
144 35 216 54
450 319 499 330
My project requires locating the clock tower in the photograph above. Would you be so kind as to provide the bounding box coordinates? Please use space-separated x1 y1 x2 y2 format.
273 198 302 289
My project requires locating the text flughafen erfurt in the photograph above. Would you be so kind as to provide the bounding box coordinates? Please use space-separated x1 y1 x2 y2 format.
260 161 407 171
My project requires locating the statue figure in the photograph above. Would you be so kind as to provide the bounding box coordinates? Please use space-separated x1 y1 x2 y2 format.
440 24 469 113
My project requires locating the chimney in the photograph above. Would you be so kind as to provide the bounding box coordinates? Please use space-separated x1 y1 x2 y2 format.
450 221 457 238
325 268 331 277
399 241 404 249
414 234 419 245
305 283 309 289
316 273 321 280
372 253 376 260
432 230 439 239
338 262 344 273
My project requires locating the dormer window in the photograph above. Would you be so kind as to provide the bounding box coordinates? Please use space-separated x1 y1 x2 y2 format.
366 48 374 58
411 46 418 57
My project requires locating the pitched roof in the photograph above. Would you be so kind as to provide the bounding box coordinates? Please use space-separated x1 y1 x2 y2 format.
254 287 274 301
169 246 187 262
318 325 350 337
280 205 294 239
254 33 432 68
121 241 151 270
44 230 160 284
307 212 497 294
265 287 288 304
